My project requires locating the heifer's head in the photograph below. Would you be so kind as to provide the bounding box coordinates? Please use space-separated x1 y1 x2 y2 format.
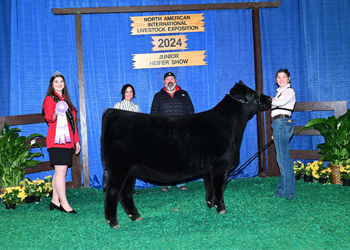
229 81 271 111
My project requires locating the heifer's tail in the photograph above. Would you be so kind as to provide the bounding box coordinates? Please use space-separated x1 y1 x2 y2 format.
101 108 114 189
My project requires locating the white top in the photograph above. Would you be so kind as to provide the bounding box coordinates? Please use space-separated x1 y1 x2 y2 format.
271 84 296 117
113 99 140 113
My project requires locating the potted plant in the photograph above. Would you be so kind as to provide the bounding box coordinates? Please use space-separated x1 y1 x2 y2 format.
339 160 350 186
309 160 331 184
297 109 350 184
293 161 305 180
20 176 52 203
0 185 27 209
0 121 44 190
32 178 45 202
20 178 37 203
303 163 314 182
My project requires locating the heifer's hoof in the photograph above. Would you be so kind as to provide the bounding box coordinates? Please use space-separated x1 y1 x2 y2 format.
206 201 214 209
110 223 120 229
107 218 119 229
219 209 227 214
109 221 120 229
128 214 142 221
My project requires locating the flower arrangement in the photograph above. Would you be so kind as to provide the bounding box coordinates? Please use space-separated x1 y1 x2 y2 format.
20 178 37 197
32 179 45 197
0 186 27 205
20 176 52 198
339 160 350 179
307 160 331 179
304 163 314 176
293 161 305 176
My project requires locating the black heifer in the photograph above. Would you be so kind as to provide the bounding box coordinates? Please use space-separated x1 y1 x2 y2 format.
101 81 271 228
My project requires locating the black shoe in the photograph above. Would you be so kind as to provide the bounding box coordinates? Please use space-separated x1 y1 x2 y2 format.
60 206 77 214
49 202 61 211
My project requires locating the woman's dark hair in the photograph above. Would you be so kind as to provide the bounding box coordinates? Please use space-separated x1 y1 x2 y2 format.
121 84 136 101
42 72 76 114
275 69 291 84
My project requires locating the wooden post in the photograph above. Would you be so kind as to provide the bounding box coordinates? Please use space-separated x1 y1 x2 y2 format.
265 109 279 176
75 14 90 188
252 8 267 177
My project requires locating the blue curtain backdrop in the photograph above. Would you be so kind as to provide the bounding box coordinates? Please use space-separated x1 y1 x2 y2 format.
0 0 349 188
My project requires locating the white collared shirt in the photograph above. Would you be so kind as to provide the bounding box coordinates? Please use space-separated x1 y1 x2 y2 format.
271 84 296 117
113 99 140 113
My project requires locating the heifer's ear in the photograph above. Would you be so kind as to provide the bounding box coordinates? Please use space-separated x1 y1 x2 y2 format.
232 80 244 89
231 82 239 94
230 82 245 98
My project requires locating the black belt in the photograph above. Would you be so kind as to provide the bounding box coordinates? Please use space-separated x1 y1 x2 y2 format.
272 114 290 121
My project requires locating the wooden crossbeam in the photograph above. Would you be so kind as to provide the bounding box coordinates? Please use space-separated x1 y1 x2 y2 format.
52 2 281 15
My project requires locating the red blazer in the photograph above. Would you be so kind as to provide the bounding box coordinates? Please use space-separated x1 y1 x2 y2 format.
43 92 80 149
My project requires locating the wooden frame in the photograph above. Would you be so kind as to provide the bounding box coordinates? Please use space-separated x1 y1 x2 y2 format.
0 114 82 190
265 101 348 176
51 2 281 186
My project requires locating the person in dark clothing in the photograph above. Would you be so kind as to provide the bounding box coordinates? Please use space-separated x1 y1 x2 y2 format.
150 72 195 192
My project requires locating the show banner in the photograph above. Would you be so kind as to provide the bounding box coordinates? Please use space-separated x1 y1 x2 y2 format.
130 14 205 35
132 51 207 69
151 35 188 51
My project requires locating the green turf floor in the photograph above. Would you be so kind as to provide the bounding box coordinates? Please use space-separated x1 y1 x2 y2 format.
1 177 350 250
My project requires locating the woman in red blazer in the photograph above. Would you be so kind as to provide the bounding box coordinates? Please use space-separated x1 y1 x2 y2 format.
42 71 80 213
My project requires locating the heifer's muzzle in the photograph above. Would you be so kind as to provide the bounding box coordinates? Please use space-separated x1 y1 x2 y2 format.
246 92 261 105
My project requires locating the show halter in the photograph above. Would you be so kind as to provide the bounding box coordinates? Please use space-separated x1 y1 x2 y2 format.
228 91 261 105
55 101 71 144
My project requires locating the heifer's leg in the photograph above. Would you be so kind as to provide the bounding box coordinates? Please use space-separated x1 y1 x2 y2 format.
211 170 229 214
102 166 108 189
120 174 142 221
104 179 121 229
203 173 215 209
